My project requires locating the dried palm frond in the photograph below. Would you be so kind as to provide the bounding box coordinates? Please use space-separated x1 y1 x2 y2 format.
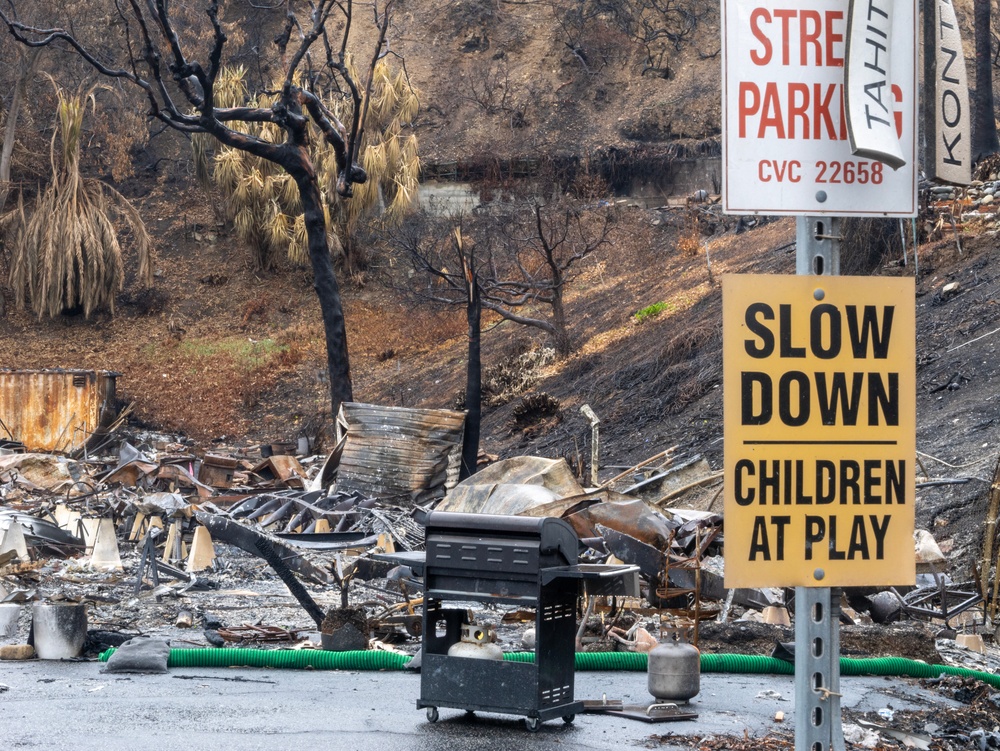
329 98 350 126
401 135 420 170
107 183 153 286
395 70 420 124
213 149 245 194
233 206 256 242
382 129 402 175
246 168 266 200
233 168 266 207
343 53 360 88
192 132 214 190
277 174 302 215
216 66 248 108
185 58 421 274
259 121 282 145
318 156 339 200
265 201 290 251
362 141 387 179
4 82 154 319
367 62 396 131
386 172 419 222
288 214 308 265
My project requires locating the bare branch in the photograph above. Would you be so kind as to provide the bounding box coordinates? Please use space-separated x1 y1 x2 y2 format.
340 0 391 196
481 300 557 335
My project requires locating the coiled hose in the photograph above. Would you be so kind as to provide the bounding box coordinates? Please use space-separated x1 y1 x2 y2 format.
97 647 1000 687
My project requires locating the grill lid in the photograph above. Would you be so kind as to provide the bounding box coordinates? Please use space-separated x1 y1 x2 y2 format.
424 511 578 569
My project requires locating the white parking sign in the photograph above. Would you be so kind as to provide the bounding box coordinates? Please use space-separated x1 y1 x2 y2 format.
721 0 917 216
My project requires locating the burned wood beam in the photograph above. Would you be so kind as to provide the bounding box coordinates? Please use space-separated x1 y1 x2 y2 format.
253 537 326 628
194 512 330 586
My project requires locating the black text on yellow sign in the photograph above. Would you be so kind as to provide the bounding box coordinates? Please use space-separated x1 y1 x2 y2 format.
723 275 915 588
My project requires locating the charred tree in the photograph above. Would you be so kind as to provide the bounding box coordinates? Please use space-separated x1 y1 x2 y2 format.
459 230 482 481
0 46 41 211
391 200 615 358
387 217 484 476
483 199 616 356
973 0 1000 160
0 0 395 417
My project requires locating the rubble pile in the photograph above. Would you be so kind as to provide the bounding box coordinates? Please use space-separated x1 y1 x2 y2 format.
0 422 989 663
0 394 997 743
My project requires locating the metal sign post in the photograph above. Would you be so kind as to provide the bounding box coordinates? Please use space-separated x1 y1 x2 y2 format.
796 586 845 751
720 3 920 745
722 235 915 748
795 215 844 751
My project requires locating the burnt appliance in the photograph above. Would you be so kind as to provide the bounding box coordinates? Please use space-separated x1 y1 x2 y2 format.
385 511 639 731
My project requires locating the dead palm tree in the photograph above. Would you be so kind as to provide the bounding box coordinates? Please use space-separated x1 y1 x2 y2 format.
3 80 153 319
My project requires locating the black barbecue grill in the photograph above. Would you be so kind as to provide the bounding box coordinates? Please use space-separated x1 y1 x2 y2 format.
382 510 639 731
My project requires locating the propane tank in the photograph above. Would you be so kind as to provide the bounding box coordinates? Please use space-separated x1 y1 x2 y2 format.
447 624 504 660
647 626 700 702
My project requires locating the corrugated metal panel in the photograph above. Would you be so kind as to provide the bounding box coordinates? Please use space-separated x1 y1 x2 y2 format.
0 369 118 453
336 403 466 503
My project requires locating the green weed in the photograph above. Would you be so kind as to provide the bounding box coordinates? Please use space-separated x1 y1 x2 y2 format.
179 337 287 366
633 301 672 323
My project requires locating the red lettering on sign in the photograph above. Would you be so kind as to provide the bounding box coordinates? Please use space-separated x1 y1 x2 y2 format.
759 82 786 138
892 84 903 138
826 11 844 66
750 8 772 65
788 82 809 138
739 82 760 138
739 82 848 140
746 8 846 67
800 11 822 65
773 9 797 65
758 160 802 182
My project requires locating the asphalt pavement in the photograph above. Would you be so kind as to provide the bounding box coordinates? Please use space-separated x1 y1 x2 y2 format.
0 659 961 750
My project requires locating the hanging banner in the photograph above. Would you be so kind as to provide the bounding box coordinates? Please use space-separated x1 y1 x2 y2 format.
935 0 971 184
723 275 916 588
844 0 906 169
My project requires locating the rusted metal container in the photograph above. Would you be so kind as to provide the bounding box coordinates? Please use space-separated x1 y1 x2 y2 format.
0 369 119 454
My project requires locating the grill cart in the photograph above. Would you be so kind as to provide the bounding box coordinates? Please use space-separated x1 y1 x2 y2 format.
382 511 639 731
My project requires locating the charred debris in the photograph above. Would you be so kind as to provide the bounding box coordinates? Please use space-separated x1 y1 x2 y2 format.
0 397 994 670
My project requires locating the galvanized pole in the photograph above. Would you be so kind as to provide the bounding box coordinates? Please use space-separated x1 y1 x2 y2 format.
795 216 846 751
580 404 601 487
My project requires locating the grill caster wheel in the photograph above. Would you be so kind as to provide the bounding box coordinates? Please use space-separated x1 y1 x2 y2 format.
426 707 439 723
563 714 576 724
525 717 541 732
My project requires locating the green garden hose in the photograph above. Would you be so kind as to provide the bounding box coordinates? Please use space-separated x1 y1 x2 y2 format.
97 647 1000 687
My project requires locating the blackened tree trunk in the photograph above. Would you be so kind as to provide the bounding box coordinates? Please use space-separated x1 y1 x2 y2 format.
549 266 571 356
294 174 353 415
973 0 1000 161
459 244 481 481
